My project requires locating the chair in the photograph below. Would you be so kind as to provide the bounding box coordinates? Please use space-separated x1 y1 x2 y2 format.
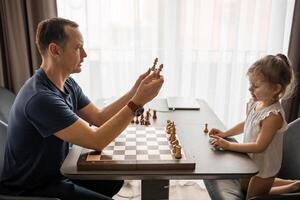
0 87 16 124
204 118 300 200
0 87 59 200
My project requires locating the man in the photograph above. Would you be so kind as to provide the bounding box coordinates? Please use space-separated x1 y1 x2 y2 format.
0 18 164 200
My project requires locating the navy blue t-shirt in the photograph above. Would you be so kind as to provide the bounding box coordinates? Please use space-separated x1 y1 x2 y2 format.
0 68 90 195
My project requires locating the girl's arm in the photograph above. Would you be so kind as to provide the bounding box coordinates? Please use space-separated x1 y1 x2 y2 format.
223 121 245 137
229 113 283 153
211 113 283 153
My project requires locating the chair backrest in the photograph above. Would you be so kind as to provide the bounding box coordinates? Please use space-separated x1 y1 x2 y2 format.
278 118 300 179
0 121 7 175
0 87 16 124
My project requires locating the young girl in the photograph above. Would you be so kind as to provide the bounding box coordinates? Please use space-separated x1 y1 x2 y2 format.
209 54 300 199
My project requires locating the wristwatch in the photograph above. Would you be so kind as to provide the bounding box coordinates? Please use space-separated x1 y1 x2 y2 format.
127 101 144 116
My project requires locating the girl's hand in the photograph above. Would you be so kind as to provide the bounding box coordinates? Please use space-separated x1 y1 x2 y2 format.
209 135 231 150
209 128 226 138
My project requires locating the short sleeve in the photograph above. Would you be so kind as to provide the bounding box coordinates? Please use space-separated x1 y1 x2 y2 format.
69 77 90 110
25 93 79 137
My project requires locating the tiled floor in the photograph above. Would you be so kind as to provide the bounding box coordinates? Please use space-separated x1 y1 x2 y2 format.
113 180 211 200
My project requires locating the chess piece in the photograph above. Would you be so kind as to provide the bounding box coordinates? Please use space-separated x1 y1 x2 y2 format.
140 114 144 125
169 133 176 142
130 118 135 124
174 145 182 159
150 58 158 71
135 116 139 124
145 110 151 125
153 110 157 119
171 139 179 147
204 123 209 133
158 64 163 73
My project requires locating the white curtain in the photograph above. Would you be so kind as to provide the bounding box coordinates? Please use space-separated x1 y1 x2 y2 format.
57 0 294 128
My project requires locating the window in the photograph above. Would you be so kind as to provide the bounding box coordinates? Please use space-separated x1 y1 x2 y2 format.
57 0 295 129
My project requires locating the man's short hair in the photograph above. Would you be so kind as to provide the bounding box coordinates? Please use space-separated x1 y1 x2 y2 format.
35 17 78 55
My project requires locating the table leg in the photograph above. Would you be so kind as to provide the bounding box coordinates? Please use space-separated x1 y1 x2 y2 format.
141 180 169 200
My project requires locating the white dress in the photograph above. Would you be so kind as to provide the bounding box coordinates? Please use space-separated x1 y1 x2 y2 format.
243 100 288 178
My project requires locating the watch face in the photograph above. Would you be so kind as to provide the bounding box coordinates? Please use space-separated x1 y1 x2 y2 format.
135 107 144 116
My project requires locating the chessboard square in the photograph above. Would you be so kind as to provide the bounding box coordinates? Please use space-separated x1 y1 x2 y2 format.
160 154 173 160
158 145 171 150
126 141 136 146
136 137 147 142
118 134 126 138
136 134 146 138
126 134 136 138
137 150 148 154
100 155 113 160
105 146 114 150
87 154 100 161
125 155 136 160
158 141 169 145
136 130 145 134
157 137 168 142
146 127 155 131
127 126 136 131
137 146 147 150
125 150 136 155
148 150 160 155
148 155 160 160
114 146 126 151
147 136 156 141
135 126 144 130
113 150 125 155
160 150 172 154
127 138 136 142
147 141 158 146
115 142 125 146
136 142 147 146
112 155 125 160
115 137 126 142
102 150 114 155
137 154 148 160
157 133 166 137
147 134 156 138
148 145 159 150
125 145 136 150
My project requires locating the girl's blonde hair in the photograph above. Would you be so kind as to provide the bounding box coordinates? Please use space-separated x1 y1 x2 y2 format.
247 54 296 99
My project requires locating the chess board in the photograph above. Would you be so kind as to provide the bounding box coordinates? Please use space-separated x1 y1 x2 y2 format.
77 126 195 171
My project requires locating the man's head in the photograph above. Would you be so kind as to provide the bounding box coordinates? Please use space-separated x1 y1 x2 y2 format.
36 18 87 74
35 17 78 56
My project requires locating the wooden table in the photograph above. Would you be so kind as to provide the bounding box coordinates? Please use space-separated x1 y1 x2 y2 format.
61 99 258 199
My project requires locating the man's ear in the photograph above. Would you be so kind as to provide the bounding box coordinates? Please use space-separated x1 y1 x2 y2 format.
48 43 61 57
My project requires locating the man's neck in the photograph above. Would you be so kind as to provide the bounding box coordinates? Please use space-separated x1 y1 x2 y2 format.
40 59 69 92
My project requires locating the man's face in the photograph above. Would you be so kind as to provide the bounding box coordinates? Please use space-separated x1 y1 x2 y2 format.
60 26 87 74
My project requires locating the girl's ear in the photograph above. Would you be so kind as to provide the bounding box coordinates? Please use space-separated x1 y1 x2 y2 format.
274 84 282 96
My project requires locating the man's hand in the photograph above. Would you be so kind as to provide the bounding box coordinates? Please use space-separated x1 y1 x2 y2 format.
129 69 151 97
131 70 164 106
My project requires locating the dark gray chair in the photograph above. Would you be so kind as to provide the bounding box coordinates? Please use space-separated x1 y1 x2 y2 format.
0 87 16 124
0 87 59 200
204 118 300 200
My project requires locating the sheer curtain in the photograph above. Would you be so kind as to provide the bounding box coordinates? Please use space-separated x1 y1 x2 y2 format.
57 0 294 128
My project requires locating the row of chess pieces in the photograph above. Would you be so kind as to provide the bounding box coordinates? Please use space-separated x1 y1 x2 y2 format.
130 109 157 126
166 120 182 159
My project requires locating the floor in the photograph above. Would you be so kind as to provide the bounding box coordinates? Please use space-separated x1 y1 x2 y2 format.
113 180 211 200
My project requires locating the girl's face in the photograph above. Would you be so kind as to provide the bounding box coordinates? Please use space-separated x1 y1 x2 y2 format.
248 73 281 105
